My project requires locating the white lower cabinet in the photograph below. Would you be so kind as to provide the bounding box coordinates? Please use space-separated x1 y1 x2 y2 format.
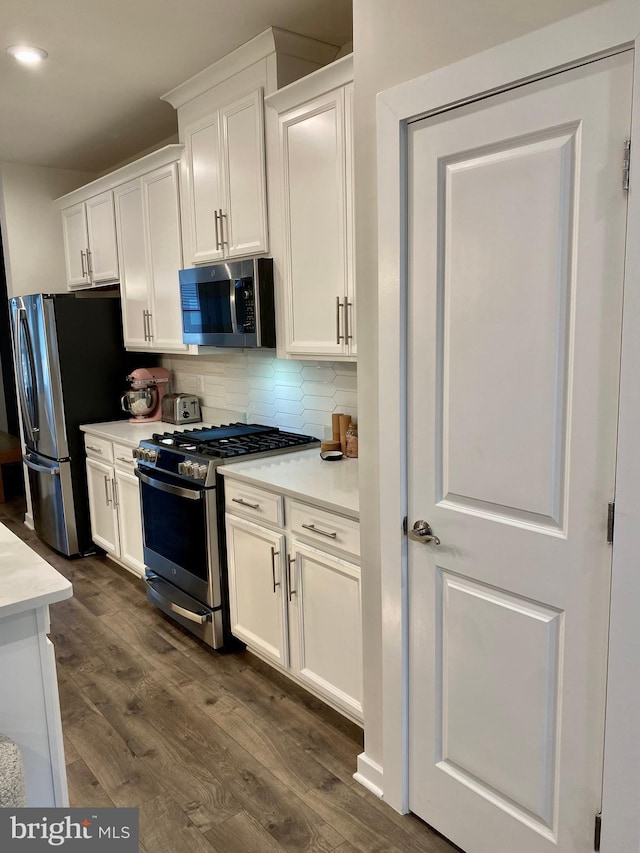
85 438 145 577
226 516 288 666
225 481 362 723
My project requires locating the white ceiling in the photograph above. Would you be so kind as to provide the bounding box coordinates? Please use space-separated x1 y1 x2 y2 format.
0 0 353 174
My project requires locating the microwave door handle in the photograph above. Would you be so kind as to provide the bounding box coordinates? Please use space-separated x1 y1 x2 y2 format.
229 279 239 335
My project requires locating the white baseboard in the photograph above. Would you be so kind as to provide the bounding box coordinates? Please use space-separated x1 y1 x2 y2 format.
23 513 34 530
353 752 384 798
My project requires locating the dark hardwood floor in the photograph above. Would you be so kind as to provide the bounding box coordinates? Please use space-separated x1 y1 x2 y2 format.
1 496 458 853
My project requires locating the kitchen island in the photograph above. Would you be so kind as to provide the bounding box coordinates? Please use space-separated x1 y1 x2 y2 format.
0 521 72 805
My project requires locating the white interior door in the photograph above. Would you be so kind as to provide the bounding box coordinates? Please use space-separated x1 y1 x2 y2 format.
407 52 632 853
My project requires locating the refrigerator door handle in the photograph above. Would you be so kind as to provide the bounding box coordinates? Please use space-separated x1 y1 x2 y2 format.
24 454 59 476
14 306 40 444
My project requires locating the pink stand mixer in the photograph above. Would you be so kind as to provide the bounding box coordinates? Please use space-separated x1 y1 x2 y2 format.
121 367 171 423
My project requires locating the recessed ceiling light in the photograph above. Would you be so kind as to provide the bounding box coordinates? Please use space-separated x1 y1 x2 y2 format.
7 45 48 65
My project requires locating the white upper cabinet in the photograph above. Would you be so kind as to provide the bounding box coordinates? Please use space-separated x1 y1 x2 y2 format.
266 55 355 360
114 151 187 353
61 190 118 289
182 90 268 265
162 27 341 271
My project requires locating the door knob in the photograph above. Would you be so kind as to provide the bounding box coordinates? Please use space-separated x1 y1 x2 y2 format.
408 520 441 545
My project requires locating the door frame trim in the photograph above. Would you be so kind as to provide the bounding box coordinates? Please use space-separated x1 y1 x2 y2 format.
375 2 640 848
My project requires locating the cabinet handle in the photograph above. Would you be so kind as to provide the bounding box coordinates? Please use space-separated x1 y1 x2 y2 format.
116 456 132 464
86 445 102 455
104 474 112 506
287 555 296 601
142 309 148 341
301 522 337 540
219 209 227 246
80 250 87 278
86 248 93 277
344 297 353 341
270 546 280 594
336 296 344 344
112 478 119 509
214 210 220 250
232 497 260 510
147 311 153 340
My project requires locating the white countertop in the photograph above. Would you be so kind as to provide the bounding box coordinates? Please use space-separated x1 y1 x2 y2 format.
220 448 359 518
80 419 209 447
0 523 72 619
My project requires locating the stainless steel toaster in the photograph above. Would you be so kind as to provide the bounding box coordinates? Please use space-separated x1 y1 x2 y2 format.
161 393 202 424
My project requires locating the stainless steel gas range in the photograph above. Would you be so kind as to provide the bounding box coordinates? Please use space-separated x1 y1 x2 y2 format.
133 423 320 648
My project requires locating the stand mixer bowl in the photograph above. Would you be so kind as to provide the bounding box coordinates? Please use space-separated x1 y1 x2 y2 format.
121 387 158 418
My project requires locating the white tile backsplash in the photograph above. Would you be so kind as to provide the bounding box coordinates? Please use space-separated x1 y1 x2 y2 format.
162 353 357 439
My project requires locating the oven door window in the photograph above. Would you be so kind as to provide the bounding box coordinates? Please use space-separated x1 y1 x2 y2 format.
139 469 207 582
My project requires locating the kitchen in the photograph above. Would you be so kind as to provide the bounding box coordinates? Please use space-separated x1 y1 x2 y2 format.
1 1 640 852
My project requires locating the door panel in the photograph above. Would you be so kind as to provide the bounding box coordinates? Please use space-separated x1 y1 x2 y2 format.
114 179 149 350
441 130 574 527
85 190 119 283
407 52 632 853
186 116 224 263
61 203 89 288
222 90 268 258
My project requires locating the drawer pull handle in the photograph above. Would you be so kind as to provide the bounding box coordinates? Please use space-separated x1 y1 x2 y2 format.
301 522 337 540
116 456 132 464
232 497 260 510
270 547 280 594
86 445 102 454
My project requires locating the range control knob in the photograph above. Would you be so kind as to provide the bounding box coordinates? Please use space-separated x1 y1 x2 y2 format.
178 462 187 475
194 464 208 480
148 450 158 462
183 461 194 476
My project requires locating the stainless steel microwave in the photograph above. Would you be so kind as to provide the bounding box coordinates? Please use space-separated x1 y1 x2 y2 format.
179 258 276 348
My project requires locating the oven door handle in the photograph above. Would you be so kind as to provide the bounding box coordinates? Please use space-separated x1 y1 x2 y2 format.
135 468 203 501
145 576 210 624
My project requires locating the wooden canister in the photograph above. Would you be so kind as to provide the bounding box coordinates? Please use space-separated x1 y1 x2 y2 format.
332 413 343 442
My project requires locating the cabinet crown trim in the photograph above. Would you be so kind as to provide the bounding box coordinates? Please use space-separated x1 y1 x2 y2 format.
55 144 184 208
265 54 353 114
162 27 340 109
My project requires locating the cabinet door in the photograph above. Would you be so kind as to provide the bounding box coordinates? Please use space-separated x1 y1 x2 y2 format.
114 468 145 577
289 541 363 721
221 90 268 258
86 458 119 555
344 82 356 356
184 114 224 264
226 515 288 666
280 89 348 356
61 203 90 289
144 164 187 352
85 190 119 283
114 179 150 350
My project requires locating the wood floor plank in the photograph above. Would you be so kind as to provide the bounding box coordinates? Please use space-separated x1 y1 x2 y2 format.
135 678 345 852
138 793 221 853
205 810 289 853
66 758 115 808
75 663 242 830
63 734 81 765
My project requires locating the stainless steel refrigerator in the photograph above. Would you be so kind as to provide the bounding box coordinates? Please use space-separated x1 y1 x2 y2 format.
9 292 133 556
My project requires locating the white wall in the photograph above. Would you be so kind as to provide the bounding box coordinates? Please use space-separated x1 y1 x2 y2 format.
162 351 357 439
0 163 94 297
352 0 607 785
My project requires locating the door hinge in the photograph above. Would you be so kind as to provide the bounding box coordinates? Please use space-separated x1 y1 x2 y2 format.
607 501 615 545
594 812 602 851
623 138 631 191
402 516 408 535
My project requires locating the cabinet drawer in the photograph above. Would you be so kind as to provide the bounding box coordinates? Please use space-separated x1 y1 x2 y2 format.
224 479 283 527
112 442 137 472
84 435 113 463
289 500 360 558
